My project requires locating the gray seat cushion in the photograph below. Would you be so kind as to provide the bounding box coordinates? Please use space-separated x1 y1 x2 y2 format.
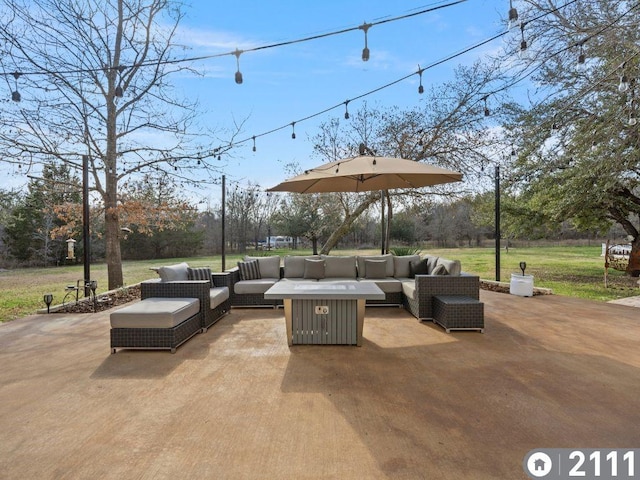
110 297 200 329
402 280 417 300
210 287 229 309
358 278 403 293
234 278 279 295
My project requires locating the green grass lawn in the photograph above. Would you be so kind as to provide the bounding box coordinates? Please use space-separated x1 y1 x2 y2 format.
0 246 637 323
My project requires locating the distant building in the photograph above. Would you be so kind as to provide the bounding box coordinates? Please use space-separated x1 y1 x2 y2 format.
265 236 294 248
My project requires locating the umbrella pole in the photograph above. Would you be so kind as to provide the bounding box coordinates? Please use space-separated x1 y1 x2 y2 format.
380 190 385 254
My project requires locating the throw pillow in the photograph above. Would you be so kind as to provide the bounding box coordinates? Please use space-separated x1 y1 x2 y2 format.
364 259 387 279
238 259 261 281
431 264 448 275
188 267 213 286
304 258 325 279
435 258 461 276
409 259 429 278
158 262 190 281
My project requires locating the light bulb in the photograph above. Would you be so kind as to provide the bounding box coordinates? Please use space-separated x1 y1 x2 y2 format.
359 23 371 62
234 49 243 85
629 114 637 127
508 0 518 26
618 75 629 93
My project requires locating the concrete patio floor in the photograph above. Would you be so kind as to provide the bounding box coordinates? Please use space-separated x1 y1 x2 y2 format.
1 290 639 479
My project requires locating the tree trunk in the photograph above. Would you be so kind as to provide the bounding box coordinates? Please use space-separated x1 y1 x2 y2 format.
626 237 640 277
385 191 392 254
320 192 381 254
311 238 318 255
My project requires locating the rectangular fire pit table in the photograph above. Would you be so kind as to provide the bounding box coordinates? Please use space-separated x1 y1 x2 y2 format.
264 281 385 346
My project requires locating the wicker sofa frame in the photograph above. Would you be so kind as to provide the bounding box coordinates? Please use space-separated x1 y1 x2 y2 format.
223 258 480 319
403 273 480 321
110 310 201 354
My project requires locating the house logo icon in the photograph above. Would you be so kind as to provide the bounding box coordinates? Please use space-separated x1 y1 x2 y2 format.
525 451 552 477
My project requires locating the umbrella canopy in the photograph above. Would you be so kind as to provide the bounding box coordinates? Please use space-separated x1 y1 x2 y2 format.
267 155 463 193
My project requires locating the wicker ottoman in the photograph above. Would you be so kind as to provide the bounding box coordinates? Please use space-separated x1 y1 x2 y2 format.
110 297 201 353
432 295 484 333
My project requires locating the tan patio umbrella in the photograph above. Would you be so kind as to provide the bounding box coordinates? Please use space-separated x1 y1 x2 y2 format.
267 155 463 193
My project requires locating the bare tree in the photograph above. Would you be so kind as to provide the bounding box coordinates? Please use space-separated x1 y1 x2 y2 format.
0 0 227 288
310 62 507 253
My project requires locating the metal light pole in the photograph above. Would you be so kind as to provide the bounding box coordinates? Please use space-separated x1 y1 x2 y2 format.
221 174 226 271
380 190 385 254
495 165 501 282
82 154 90 297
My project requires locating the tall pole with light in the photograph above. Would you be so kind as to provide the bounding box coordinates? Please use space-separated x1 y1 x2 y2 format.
221 174 226 271
82 154 91 297
495 164 500 282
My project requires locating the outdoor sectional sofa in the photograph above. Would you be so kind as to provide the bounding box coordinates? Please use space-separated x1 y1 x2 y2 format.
225 253 483 329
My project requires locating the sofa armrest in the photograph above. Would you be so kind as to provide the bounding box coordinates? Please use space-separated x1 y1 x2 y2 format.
414 273 479 299
413 274 480 319
212 271 231 288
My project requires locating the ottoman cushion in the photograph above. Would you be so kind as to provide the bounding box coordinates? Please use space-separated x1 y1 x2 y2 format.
110 298 200 329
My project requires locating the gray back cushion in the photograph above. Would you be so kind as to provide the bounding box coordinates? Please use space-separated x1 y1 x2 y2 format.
357 254 394 277
435 257 461 276
393 255 420 278
322 255 357 278
245 255 281 278
284 255 320 278
158 262 190 281
424 255 439 274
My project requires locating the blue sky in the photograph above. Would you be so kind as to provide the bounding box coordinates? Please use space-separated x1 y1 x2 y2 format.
3 0 516 204
170 0 512 203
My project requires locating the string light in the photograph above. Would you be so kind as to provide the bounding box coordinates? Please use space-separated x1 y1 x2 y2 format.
508 0 519 27
252 136 256 152
519 22 528 53
483 96 490 116
629 100 637 126
291 122 296 139
359 22 372 61
344 100 350 119
115 65 126 97
618 63 629 92
234 49 243 84
11 72 21 102
417 66 424 94
577 42 586 65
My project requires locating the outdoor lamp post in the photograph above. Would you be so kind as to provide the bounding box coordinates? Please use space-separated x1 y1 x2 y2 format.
43 293 53 314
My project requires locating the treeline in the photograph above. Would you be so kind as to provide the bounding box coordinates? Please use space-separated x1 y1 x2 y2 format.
1 169 623 269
